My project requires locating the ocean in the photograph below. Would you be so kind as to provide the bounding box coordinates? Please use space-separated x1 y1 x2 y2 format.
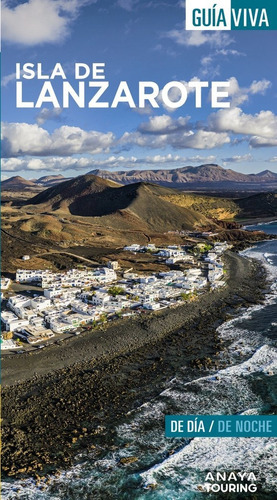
3 222 277 499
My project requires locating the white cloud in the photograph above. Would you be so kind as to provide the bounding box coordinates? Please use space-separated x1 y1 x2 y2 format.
222 154 253 164
200 49 245 77
133 105 153 115
2 156 91 172
268 157 277 163
169 130 230 149
249 136 277 148
188 155 217 163
120 128 229 151
226 77 271 106
94 153 217 167
226 77 248 106
2 0 95 46
216 49 245 57
1 158 27 172
117 0 138 11
1 153 218 173
35 108 63 125
2 71 18 87
138 114 190 134
200 54 219 78
2 122 115 157
209 108 277 146
122 102 277 152
129 103 277 151
119 114 230 150
165 29 233 48
249 80 272 95
119 131 170 150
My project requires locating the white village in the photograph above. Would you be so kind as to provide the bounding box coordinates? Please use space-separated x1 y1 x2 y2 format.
1 242 229 351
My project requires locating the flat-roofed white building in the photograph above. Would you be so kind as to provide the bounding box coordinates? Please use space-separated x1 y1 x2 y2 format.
16 269 44 283
1 311 30 331
8 296 32 317
1 311 18 330
30 296 51 311
91 291 110 306
143 302 161 310
21 326 54 338
123 244 142 252
44 288 64 299
1 277 11 290
49 319 73 334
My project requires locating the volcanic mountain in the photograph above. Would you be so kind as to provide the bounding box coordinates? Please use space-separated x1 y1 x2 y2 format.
29 174 121 211
2 176 38 191
237 192 277 218
5 174 277 255
88 164 277 191
27 174 211 231
35 175 70 187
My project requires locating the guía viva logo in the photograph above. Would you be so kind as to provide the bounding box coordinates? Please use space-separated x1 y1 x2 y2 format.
185 0 276 31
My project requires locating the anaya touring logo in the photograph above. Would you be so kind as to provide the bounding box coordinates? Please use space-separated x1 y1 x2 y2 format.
185 0 276 30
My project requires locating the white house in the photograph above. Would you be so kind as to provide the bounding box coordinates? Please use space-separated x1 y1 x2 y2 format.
44 288 64 299
143 302 160 310
31 296 51 311
94 267 117 283
91 291 110 307
1 277 11 290
8 295 32 317
21 326 54 339
16 269 43 283
62 313 91 327
1 312 30 331
49 319 73 334
30 316 45 328
123 244 142 252
1 311 19 330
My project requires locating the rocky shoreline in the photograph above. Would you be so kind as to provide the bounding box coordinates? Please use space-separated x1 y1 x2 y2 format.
2 251 268 479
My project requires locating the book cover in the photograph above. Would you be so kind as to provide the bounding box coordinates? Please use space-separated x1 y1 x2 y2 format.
1 1 277 498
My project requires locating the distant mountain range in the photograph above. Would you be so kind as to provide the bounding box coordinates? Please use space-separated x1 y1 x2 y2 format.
88 164 277 190
2 174 72 191
2 165 277 194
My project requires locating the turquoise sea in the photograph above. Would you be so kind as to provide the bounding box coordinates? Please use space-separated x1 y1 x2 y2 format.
3 222 277 499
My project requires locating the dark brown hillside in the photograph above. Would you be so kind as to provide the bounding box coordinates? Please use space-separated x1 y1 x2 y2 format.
27 175 210 231
116 183 209 231
237 192 277 218
29 174 122 211
3 175 276 266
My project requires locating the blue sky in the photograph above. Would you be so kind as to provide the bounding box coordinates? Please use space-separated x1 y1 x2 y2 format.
1 0 277 179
